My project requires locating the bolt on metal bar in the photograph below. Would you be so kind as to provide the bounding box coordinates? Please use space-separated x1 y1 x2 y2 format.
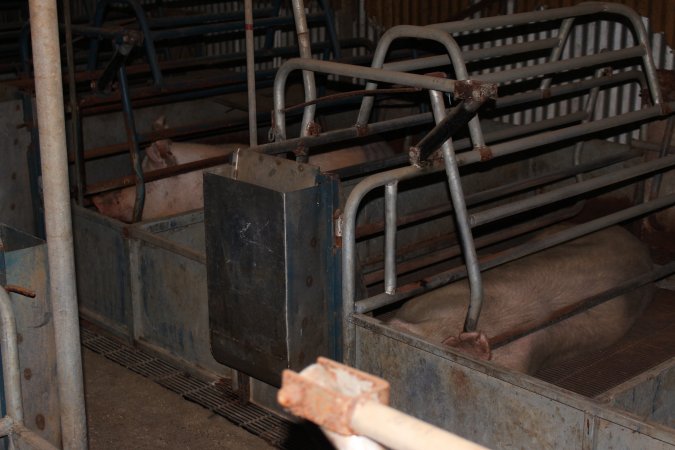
384 182 398 295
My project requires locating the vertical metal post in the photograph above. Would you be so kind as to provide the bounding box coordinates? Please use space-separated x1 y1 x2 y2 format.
384 182 398 295
27 1 88 448
245 0 258 147
428 90 483 332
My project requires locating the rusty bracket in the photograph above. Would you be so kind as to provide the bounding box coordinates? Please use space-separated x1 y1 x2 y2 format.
3 285 36 298
409 97 487 166
277 357 389 436
453 79 498 102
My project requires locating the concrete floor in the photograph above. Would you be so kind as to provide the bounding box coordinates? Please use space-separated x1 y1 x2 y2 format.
83 348 275 450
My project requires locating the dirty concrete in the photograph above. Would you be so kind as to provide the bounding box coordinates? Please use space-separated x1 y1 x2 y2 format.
83 348 275 450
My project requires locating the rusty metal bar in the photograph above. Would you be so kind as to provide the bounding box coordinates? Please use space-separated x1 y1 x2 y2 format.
27 1 88 447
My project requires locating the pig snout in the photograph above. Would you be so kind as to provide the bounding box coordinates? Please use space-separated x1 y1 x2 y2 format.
387 225 654 374
91 139 243 223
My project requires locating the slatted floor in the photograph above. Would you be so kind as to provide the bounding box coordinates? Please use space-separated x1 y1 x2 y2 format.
536 288 675 398
80 326 331 450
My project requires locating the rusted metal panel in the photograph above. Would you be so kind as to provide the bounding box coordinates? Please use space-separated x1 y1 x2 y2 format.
0 225 60 447
353 315 675 450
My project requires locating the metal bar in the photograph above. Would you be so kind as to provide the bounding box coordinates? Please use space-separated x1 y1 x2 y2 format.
494 69 646 109
0 287 23 425
472 46 646 84
470 152 675 228
355 193 675 314
410 98 485 165
290 0 318 150
63 0 84 206
117 65 145 223
647 116 675 202
539 18 575 92
28 1 88 447
429 2 663 108
244 0 257 148
272 58 490 140
380 37 561 74
429 90 483 333
146 8 277 28
384 182 398 295
353 25 487 151
457 103 674 166
88 0 163 86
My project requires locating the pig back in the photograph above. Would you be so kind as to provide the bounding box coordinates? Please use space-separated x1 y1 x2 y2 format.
389 225 654 373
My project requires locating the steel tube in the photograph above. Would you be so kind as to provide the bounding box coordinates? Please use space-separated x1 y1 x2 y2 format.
0 288 24 425
470 153 675 228
273 58 463 139
244 0 257 147
429 90 483 333
350 401 488 450
290 0 318 145
384 182 398 295
539 18 575 92
353 25 486 150
28 1 88 448
457 103 675 166
342 164 435 363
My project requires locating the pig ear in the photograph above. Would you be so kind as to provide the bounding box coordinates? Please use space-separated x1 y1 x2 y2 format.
152 115 168 131
146 140 171 163
443 331 492 361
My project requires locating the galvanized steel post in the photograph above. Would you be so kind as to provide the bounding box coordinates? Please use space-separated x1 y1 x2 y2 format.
28 0 88 448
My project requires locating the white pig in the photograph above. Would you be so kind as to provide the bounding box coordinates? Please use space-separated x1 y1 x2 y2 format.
388 225 653 374
92 139 243 223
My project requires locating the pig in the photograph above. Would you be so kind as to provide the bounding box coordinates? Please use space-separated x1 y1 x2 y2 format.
92 139 243 223
388 225 654 374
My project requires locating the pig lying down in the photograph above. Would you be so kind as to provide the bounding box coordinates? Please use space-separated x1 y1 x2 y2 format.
92 139 243 223
388 226 654 374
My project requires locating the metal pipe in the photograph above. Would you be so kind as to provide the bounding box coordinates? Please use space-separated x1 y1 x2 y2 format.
457 103 675 166
470 152 675 228
384 182 398 295
350 401 488 450
353 25 487 150
244 0 257 147
0 287 24 425
429 90 483 333
272 58 480 139
539 18 575 92
28 1 88 448
290 0 318 146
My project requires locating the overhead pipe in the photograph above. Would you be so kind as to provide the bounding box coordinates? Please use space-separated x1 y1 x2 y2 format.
28 1 88 449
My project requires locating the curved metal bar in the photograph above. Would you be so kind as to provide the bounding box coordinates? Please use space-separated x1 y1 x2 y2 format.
87 0 163 87
117 65 145 222
428 90 483 333
428 2 663 109
289 0 318 149
354 25 486 150
341 164 435 364
272 58 469 141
